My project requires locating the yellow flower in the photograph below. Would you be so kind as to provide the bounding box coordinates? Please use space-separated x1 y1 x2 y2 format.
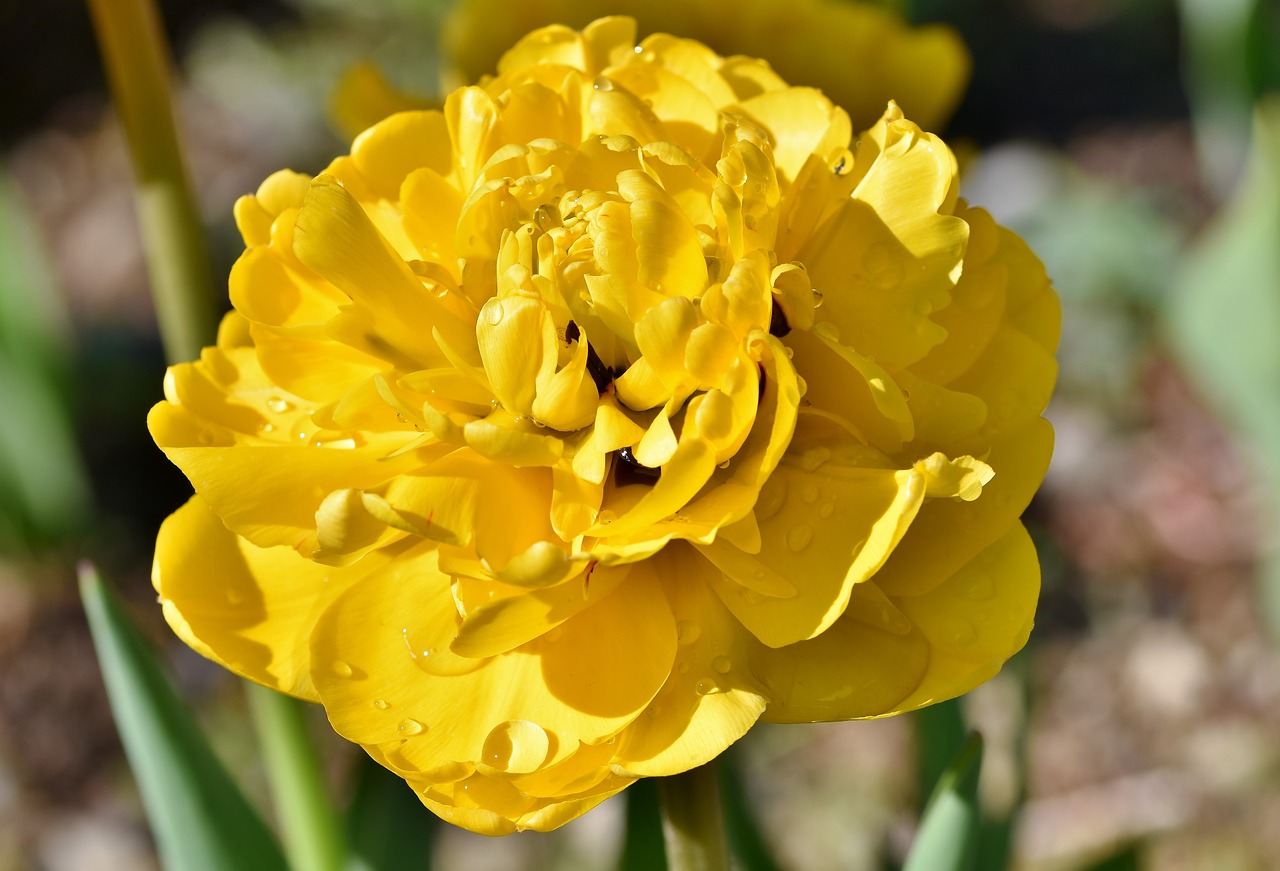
443 0 970 132
150 17 1057 835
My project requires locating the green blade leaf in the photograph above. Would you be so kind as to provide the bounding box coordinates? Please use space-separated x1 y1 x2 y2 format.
721 750 780 871
79 562 287 871
914 698 967 816
1166 96 1280 637
345 752 438 871
620 778 668 871
903 732 983 871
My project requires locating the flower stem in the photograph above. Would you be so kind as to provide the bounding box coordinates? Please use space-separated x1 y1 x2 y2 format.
658 762 730 871
246 685 346 871
85 0 217 364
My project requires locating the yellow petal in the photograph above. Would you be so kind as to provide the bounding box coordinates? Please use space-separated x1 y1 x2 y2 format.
884 523 1040 714
153 496 384 700
311 555 676 775
701 452 926 648
875 417 1053 597
613 550 767 776
452 561 629 658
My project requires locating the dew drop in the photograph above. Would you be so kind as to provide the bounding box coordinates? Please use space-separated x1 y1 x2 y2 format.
802 484 819 504
311 435 358 449
695 679 714 696
945 618 977 648
373 698 389 711
783 346 795 359
812 321 840 342
398 718 425 736
592 75 615 91
800 446 830 472
958 570 995 601
331 660 353 678
258 422 275 434
676 620 701 645
483 299 505 326
225 589 243 605
266 397 293 414
712 655 732 674
786 523 814 552
197 431 213 446
678 662 690 674
819 501 835 518
742 588 764 605
811 289 824 308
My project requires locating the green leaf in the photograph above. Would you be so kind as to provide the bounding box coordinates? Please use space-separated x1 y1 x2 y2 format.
0 173 90 549
1166 96 1280 637
620 778 668 871
345 752 438 871
721 749 781 871
1080 843 1142 871
914 698 967 815
79 563 287 871
903 733 983 871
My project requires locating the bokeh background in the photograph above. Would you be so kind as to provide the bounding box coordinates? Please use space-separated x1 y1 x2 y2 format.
2 0 1279 868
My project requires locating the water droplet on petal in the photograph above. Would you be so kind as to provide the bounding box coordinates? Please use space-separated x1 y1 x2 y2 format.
258 422 275 434
373 699 389 710
678 662 689 674
802 484 818 504
481 720 550 773
593 75 615 91
398 718 425 736
676 620 701 645
712 656 732 674
800 446 830 471
225 589 243 605
483 299 505 326
811 289 824 308
958 570 995 601
266 397 293 414
331 660 353 678
786 523 814 552
819 501 835 518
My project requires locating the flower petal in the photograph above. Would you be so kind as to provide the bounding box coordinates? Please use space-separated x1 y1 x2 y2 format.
311 552 676 776
153 496 384 700
613 550 768 776
700 451 926 647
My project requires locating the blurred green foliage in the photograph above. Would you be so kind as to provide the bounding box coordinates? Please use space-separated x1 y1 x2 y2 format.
0 174 91 551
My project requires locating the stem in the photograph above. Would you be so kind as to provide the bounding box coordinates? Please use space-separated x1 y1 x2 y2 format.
86 0 217 364
246 684 346 871
658 762 730 871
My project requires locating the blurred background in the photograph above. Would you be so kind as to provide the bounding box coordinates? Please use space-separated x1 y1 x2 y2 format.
1 0 1279 868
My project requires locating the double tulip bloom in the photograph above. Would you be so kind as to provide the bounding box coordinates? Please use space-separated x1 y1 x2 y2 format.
150 17 1057 835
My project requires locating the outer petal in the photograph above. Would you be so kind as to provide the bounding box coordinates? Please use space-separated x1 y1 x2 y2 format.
886 522 1040 713
699 452 925 648
153 496 384 700
612 548 768 776
875 417 1053 598
311 551 677 778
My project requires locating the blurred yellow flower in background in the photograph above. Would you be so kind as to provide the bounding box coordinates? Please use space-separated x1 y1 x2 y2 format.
443 0 970 132
150 16 1056 835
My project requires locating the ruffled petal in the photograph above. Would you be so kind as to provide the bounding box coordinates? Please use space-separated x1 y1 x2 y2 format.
153 496 384 700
